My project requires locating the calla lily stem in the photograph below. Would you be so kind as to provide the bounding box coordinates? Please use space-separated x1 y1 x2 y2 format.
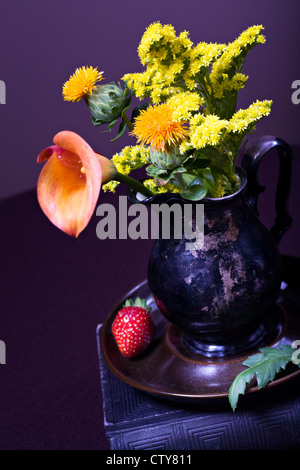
114 172 154 198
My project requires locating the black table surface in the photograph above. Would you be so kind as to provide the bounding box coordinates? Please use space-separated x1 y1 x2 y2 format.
0 150 299 449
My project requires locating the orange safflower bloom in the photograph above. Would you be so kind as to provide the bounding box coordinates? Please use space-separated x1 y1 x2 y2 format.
132 103 188 151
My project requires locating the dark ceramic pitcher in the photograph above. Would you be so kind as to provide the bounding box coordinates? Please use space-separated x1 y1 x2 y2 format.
128 136 294 358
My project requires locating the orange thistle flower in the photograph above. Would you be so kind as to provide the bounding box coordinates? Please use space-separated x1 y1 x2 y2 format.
132 103 188 151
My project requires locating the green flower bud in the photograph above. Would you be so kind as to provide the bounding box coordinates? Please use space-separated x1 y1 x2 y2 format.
150 146 187 170
85 82 130 125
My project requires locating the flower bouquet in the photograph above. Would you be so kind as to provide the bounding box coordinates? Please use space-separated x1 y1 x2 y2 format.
37 22 272 236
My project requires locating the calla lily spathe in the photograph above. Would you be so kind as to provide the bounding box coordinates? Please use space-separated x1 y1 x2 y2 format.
37 130 116 237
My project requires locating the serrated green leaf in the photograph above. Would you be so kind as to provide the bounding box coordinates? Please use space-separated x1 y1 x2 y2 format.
228 368 256 412
228 343 295 411
253 344 295 389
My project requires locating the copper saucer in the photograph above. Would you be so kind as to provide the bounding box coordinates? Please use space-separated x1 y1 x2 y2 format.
100 258 300 403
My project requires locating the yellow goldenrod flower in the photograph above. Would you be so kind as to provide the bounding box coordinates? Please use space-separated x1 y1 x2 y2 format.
213 73 248 99
188 42 226 75
228 100 272 133
123 22 193 103
123 69 155 100
102 146 150 193
143 179 181 194
111 145 150 174
138 22 177 65
102 180 119 193
167 91 204 121
210 25 265 96
62 66 104 102
189 114 229 149
132 103 188 151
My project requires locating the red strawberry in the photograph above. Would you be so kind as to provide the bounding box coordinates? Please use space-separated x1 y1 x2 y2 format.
112 297 156 358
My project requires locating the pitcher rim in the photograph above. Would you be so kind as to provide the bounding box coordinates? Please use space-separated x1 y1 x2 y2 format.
127 166 248 205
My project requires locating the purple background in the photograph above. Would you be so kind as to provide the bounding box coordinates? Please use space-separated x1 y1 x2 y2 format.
0 0 300 451
0 0 300 200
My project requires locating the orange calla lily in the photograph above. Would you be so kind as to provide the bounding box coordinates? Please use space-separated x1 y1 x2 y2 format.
37 130 115 237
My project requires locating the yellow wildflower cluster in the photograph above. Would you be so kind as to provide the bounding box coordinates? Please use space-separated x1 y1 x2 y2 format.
210 25 266 99
212 73 249 100
143 179 181 195
123 22 194 103
227 99 272 133
213 173 240 198
122 22 265 107
137 22 192 66
180 99 272 153
181 114 228 152
188 42 226 75
166 91 204 121
182 42 226 91
102 145 150 193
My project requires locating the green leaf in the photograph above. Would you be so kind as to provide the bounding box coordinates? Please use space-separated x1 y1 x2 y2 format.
228 343 296 411
107 118 119 131
131 102 149 122
111 120 127 141
146 165 187 182
228 368 256 413
120 99 132 120
122 82 131 99
90 116 106 127
181 185 207 201
185 158 211 170
181 173 202 187
123 297 151 312
146 165 168 177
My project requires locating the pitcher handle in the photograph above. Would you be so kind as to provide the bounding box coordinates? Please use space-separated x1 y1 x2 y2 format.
241 135 294 244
